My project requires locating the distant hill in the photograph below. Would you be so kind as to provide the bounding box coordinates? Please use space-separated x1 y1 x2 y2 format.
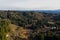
15 9 60 14
39 10 60 14
0 9 60 14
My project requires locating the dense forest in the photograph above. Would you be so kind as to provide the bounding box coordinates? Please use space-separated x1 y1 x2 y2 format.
0 11 60 40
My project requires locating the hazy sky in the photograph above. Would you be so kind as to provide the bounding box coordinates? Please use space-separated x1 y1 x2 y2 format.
0 0 60 10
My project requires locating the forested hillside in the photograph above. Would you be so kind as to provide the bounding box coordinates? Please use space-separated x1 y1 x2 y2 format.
0 11 60 40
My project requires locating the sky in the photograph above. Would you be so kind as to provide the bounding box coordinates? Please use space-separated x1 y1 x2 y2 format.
0 0 60 10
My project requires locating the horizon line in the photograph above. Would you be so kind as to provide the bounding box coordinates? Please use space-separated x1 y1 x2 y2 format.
0 9 60 11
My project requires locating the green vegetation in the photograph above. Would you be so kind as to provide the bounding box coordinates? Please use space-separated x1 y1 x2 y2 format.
0 19 11 40
0 11 60 40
